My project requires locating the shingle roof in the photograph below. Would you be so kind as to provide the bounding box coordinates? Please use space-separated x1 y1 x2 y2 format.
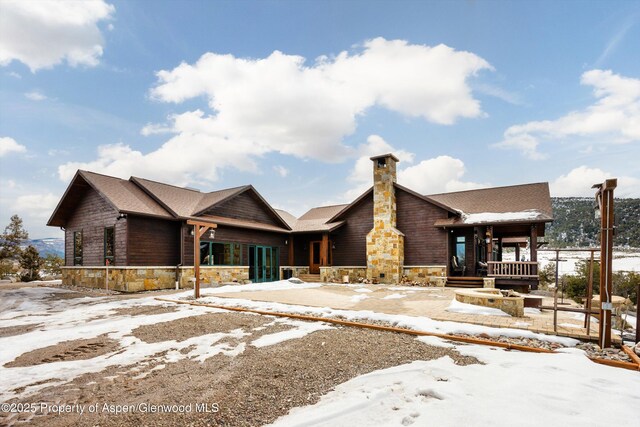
80 171 173 218
130 177 205 218
428 182 553 226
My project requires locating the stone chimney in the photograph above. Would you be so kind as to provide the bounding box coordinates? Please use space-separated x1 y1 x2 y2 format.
366 153 404 283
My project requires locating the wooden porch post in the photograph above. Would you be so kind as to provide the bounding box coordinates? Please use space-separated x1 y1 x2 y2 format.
320 233 329 266
486 226 493 275
515 244 521 262
187 220 217 299
595 179 617 348
288 235 295 266
530 225 538 277
497 237 503 262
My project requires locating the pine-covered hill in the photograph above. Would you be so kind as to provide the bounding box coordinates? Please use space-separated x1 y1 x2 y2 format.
546 197 640 248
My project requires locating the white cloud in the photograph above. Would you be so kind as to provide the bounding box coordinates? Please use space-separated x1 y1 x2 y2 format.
493 70 640 159
0 0 114 72
551 166 640 197
62 38 491 185
6 71 21 79
24 91 47 101
399 156 488 194
342 134 486 201
273 165 289 178
0 137 26 156
14 193 60 220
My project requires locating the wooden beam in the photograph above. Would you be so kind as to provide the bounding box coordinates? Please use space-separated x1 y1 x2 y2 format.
288 235 294 266
530 225 538 262
320 233 329 266
597 179 616 348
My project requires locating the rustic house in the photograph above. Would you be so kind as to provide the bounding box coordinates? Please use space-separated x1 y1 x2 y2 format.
48 153 553 292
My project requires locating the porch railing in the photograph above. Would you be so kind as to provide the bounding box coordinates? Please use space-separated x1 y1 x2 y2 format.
487 261 538 278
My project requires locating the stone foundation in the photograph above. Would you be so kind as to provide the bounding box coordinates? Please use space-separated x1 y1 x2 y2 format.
279 266 310 280
319 266 367 283
62 266 249 292
402 266 446 281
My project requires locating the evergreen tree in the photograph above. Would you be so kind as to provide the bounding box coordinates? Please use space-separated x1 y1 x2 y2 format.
1 214 29 259
19 245 42 282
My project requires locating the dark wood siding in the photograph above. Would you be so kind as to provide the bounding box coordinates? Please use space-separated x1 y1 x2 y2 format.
292 233 323 266
204 192 283 227
330 194 373 266
182 224 287 267
396 189 449 265
64 188 127 266
127 216 181 266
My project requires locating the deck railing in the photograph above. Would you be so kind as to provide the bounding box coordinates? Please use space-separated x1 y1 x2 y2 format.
487 261 538 278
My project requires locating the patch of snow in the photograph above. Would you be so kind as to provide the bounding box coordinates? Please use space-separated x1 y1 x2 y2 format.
269 346 640 427
382 293 406 300
446 299 510 317
416 336 455 348
462 210 542 224
250 319 333 348
350 294 370 303
524 307 541 315
354 288 373 293
514 321 531 327
201 279 322 295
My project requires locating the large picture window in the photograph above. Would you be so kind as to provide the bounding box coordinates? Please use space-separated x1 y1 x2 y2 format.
200 241 243 266
73 231 83 265
104 227 115 265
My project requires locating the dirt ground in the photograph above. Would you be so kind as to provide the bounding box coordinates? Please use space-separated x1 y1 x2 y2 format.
0 286 477 426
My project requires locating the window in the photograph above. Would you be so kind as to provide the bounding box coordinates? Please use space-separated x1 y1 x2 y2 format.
73 231 83 265
455 236 466 264
200 242 243 266
104 227 115 265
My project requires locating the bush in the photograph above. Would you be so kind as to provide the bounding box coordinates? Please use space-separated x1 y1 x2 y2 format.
19 245 42 282
564 259 600 303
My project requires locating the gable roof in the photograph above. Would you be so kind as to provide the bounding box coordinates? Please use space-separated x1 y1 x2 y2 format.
47 171 173 226
429 182 553 226
275 205 347 233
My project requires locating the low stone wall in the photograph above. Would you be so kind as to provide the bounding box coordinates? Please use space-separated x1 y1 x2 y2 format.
319 266 367 283
454 288 524 317
279 266 309 280
62 266 249 292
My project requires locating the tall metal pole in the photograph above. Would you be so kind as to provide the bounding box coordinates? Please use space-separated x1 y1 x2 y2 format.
594 179 616 348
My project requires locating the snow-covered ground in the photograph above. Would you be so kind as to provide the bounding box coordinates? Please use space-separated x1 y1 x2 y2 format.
2 281 638 426
268 344 640 427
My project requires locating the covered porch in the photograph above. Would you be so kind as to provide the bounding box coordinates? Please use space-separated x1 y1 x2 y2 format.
446 222 546 291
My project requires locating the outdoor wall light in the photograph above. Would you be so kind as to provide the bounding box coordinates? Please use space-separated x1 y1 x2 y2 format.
285 239 288 245
209 229 215 239
485 237 491 244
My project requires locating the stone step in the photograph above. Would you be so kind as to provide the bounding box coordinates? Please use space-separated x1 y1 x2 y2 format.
297 273 321 283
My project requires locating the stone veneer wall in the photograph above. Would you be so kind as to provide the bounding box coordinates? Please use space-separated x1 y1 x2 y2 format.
366 155 404 283
319 266 367 283
62 266 249 292
402 266 446 281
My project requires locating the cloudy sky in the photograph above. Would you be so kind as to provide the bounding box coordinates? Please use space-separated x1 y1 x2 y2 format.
1 0 639 239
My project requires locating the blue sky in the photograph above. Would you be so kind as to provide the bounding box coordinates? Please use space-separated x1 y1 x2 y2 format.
1 0 639 239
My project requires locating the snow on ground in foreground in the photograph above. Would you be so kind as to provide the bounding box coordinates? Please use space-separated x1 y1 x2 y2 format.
269 345 640 427
0 285 327 400
191 295 578 346
250 318 333 348
382 293 406 300
446 299 510 317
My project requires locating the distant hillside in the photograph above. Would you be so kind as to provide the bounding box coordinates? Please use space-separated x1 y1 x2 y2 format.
547 197 640 248
21 238 65 257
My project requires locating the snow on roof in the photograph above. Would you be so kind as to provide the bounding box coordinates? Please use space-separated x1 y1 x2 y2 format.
461 209 545 225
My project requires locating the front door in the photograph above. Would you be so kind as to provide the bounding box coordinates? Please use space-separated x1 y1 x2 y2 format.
309 241 321 274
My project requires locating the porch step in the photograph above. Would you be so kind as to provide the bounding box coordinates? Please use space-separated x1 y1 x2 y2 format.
297 273 321 283
445 277 484 288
